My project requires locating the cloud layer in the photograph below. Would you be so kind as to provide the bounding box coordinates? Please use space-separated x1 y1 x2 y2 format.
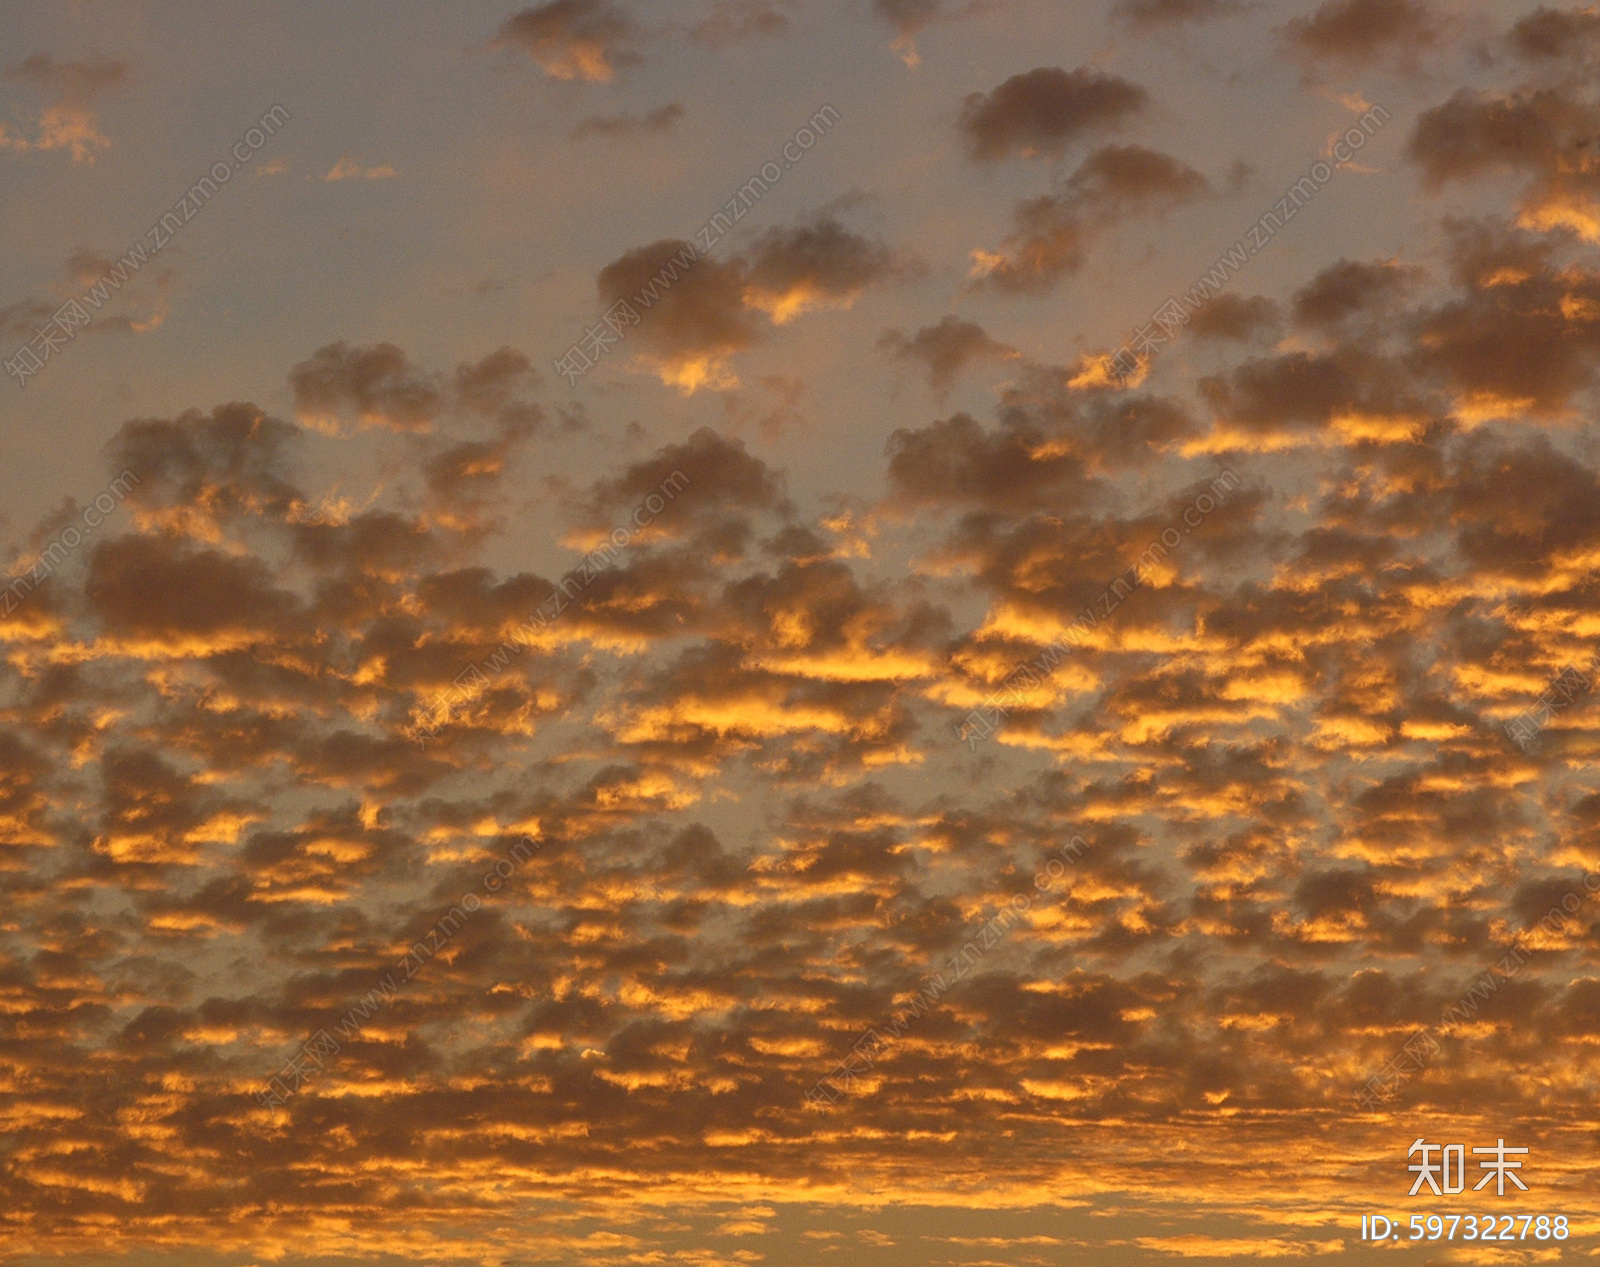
8 5 1600 1266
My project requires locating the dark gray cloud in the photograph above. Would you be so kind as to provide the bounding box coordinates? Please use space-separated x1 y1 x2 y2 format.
597 239 761 390
595 217 911 389
1409 219 1600 414
1407 90 1569 190
490 0 642 81
2 52 129 160
741 216 914 319
1199 350 1359 433
884 409 1094 512
1509 5 1600 59
580 424 789 539
1281 0 1439 66
85 534 305 650
1292 258 1421 329
4 52 128 103
958 66 1149 162
571 103 683 139
1188 293 1281 342
974 144 1213 293
107 402 303 532
872 0 940 36
289 342 444 432
690 0 795 47
877 315 1019 391
1111 0 1248 30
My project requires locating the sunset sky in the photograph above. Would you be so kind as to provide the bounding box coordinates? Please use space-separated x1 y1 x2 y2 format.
6 0 1600 1263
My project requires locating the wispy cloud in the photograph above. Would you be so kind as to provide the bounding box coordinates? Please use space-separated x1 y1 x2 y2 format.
2 52 128 162
324 153 398 180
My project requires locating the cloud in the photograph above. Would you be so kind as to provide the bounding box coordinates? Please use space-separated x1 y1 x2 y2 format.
595 216 911 390
288 342 443 432
0 296 54 340
872 0 940 38
1059 141 1213 211
2 305 1599 1257
422 429 529 534
994 363 1203 471
1187 293 1281 341
740 216 912 323
690 0 795 47
1406 91 1566 190
1280 0 1439 68
24 18 1600 1264
1135 1235 1342 1257
1199 350 1360 437
1407 86 1600 240
491 0 641 81
452 344 542 418
106 402 304 538
1111 0 1249 30
1291 258 1421 329
1441 430 1600 579
422 350 543 532
2 52 129 162
884 410 1093 512
85 534 306 658
877 315 1020 391
324 154 398 180
0 246 171 341
972 144 1213 293
597 240 761 392
579 425 788 541
959 67 1149 162
718 372 808 439
1409 218 1600 415
870 0 993 65
5 51 127 100
1509 5 1600 59
571 102 683 139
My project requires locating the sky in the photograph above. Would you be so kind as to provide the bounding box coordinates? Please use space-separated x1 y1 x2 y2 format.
3 0 1600 1263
